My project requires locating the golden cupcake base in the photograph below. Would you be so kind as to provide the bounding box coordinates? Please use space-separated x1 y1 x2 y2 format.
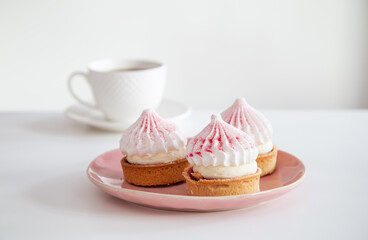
182 167 261 196
256 145 278 177
121 158 190 186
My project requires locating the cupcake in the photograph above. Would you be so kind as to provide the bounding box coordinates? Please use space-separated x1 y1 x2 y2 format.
120 109 189 186
221 98 277 176
183 114 261 196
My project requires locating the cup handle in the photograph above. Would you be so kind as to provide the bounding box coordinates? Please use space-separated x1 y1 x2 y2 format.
67 71 97 109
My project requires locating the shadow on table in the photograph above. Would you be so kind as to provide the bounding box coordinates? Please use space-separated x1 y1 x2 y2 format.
25 171 161 216
25 171 203 217
25 171 288 218
24 115 118 137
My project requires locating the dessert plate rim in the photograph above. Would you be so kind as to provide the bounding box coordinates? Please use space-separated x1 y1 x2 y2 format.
87 149 306 200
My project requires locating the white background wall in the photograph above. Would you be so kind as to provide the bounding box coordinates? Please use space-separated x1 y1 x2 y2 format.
0 0 367 111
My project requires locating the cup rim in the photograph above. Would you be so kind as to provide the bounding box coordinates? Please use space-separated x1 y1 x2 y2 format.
87 58 164 73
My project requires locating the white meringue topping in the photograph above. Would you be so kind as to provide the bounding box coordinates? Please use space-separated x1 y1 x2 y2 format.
120 109 186 158
221 98 273 149
193 161 258 179
126 148 186 165
257 139 274 154
186 114 258 167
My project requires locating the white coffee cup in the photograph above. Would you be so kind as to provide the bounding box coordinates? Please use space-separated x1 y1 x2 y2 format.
68 59 166 123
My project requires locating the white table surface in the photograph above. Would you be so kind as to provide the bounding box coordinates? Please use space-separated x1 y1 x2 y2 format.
1 110 368 239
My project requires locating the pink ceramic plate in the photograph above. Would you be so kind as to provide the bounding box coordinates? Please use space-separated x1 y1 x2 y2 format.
87 149 305 212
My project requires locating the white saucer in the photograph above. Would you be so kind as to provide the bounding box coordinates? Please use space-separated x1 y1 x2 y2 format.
64 99 191 132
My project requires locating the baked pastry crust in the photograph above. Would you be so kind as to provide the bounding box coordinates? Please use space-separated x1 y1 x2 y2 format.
183 167 261 196
256 145 278 177
121 158 190 186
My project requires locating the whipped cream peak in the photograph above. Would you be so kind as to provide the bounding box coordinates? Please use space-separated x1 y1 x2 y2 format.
221 98 273 145
235 98 247 105
186 114 258 167
120 109 186 157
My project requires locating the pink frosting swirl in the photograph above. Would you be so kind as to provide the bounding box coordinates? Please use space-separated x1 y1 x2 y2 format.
120 109 186 156
186 114 258 167
221 98 273 145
